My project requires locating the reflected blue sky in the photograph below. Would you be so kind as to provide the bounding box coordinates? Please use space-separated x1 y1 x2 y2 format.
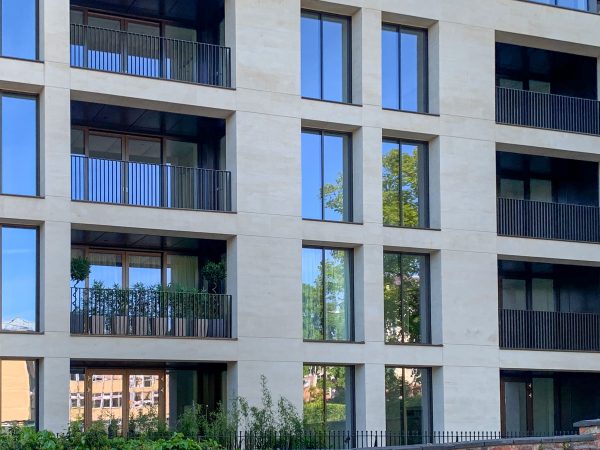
1 0 37 59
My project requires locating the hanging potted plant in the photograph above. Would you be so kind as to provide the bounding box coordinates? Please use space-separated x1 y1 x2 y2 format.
110 283 129 335
201 260 226 337
89 280 107 335
70 256 91 334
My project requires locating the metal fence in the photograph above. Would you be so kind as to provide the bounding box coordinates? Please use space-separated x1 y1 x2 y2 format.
496 86 600 135
497 197 600 243
71 155 232 212
70 23 231 87
500 309 600 351
70 287 232 338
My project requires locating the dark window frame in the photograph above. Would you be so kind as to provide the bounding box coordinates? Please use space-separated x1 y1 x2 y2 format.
301 9 353 104
0 0 39 61
382 23 429 113
382 138 429 228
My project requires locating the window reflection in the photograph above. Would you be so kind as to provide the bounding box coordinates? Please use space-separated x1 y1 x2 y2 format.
1 0 37 60
0 360 37 428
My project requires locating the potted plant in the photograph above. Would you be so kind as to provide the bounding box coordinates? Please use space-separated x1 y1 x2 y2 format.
89 280 107 335
151 285 169 336
70 256 91 334
186 287 209 338
132 282 151 336
201 260 226 337
110 283 129 335
170 285 189 337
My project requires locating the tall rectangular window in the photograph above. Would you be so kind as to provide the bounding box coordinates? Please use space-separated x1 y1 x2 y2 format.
301 11 351 103
385 367 431 444
1 0 37 60
1 226 38 332
303 247 353 341
384 252 430 344
0 359 38 428
382 25 427 112
530 0 594 12
382 139 428 228
302 130 352 222
303 365 354 432
1 93 38 196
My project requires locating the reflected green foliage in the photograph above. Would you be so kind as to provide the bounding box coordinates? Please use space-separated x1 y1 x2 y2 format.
383 145 420 227
303 365 351 432
385 367 425 444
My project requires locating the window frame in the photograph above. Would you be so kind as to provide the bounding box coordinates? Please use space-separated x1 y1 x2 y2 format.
0 91 40 197
382 23 429 113
0 0 39 61
0 358 39 429
498 262 558 312
302 246 355 342
382 138 429 229
301 9 353 104
0 225 40 333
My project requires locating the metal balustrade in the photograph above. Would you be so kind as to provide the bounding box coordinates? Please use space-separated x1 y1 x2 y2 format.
500 309 600 351
496 86 600 135
70 287 232 338
71 155 232 212
497 197 600 243
70 23 231 87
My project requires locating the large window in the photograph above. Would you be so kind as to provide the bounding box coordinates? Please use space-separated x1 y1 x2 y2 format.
0 359 38 428
1 226 38 332
302 247 353 341
382 25 428 112
384 253 430 344
529 0 596 12
1 0 37 60
303 365 354 432
301 11 351 103
1 93 38 196
302 130 352 222
382 139 428 228
385 367 431 445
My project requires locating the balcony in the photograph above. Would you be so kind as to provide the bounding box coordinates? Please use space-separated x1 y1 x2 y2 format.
497 198 600 243
70 24 230 87
71 155 231 211
500 309 600 351
70 286 232 338
496 87 600 135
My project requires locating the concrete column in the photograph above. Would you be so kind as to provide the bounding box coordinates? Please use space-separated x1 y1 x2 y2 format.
39 0 70 65
353 8 382 107
355 364 386 432
224 0 237 88
39 357 70 433
357 244 384 344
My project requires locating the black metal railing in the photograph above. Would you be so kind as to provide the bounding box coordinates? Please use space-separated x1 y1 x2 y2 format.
500 309 600 351
497 197 600 243
71 155 232 211
70 23 231 87
196 430 576 450
70 286 232 338
496 86 600 135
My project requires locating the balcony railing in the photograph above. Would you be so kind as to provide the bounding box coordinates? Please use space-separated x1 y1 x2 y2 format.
71 155 232 211
500 309 600 351
496 86 600 135
70 23 231 87
70 286 232 338
497 197 600 243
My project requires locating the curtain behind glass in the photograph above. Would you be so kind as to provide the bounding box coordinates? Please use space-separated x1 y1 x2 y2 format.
88 252 123 287
167 255 198 290
128 255 161 288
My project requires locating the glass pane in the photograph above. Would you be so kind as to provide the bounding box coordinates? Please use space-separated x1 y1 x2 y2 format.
324 249 351 341
382 141 401 226
89 252 123 288
532 278 555 311
301 12 321 99
382 26 400 109
302 248 324 340
324 366 352 431
557 0 590 11
90 373 123 434
2 95 37 196
499 178 525 199
303 365 325 429
530 179 552 202
323 134 350 221
71 129 84 155
127 139 161 207
69 370 85 424
2 227 37 332
301 131 322 220
89 135 122 160
128 374 160 434
1 0 37 59
400 28 427 112
533 378 554 435
165 141 198 209
165 25 197 41
499 78 524 90
128 139 160 164
0 360 37 427
529 80 551 94
502 279 527 310
126 23 160 77
88 135 123 203
166 141 197 168
87 17 122 72
88 16 121 30
166 255 198 290
70 10 84 25
504 381 527 434
127 22 160 36
163 27 198 82
322 15 350 102
166 369 198 430
400 143 423 227
128 255 161 288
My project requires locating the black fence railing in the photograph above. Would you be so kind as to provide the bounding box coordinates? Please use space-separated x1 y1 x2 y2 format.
500 308 600 351
196 430 577 450
496 86 600 135
497 197 600 243
70 23 231 87
71 155 232 212
70 287 232 338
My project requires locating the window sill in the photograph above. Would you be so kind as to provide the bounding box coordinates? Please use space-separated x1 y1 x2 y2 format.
383 224 441 231
382 107 439 117
0 193 43 200
301 96 362 107
0 55 42 64
303 218 363 225
385 342 441 347
304 339 364 344
0 330 42 335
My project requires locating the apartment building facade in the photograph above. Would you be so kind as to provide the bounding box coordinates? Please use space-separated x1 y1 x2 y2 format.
0 0 600 439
